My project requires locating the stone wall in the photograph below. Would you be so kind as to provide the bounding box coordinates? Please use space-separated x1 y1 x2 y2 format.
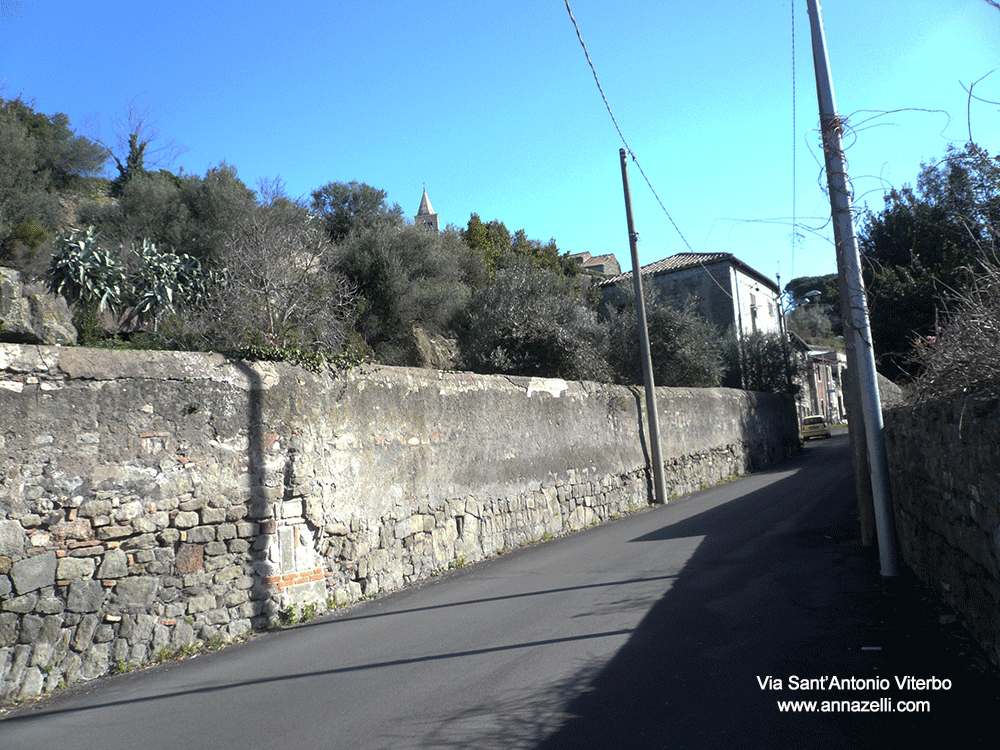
884 397 1000 666
0 343 798 702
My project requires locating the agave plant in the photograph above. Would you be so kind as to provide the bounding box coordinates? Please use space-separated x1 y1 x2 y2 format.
120 239 215 330
47 227 126 315
48 227 218 333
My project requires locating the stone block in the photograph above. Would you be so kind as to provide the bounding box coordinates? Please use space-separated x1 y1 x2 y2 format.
96 525 132 541
246 500 273 520
187 595 215 614
158 528 181 545
49 519 94 543
56 556 96 582
0 521 26 556
0 613 18 647
281 500 304 519
98 549 129 579
114 501 143 522
78 499 113 518
114 577 159 607
186 526 216 544
71 614 100 651
66 580 105 613
121 533 157 550
81 642 110 680
201 507 226 525
17 667 44 701
133 512 169 534
11 551 56 595
205 608 230 625
279 527 295 572
227 539 250 554
173 511 199 529
213 566 242 585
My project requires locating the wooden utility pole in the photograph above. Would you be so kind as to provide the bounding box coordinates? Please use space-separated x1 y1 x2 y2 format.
806 0 899 575
620 148 667 505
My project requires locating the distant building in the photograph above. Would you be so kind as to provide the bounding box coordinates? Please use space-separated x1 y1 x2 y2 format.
415 188 439 232
600 252 781 337
567 252 621 277
788 333 846 423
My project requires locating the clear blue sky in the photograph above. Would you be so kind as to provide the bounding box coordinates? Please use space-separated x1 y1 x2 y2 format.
3 1 998 286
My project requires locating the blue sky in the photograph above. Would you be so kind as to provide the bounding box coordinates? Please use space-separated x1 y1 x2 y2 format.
3 1 998 287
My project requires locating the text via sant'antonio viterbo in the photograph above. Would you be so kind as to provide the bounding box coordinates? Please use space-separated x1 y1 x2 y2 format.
759 675 950 714
758 675 952 691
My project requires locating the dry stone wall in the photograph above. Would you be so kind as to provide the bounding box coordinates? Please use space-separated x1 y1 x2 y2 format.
884 397 1000 666
0 343 798 702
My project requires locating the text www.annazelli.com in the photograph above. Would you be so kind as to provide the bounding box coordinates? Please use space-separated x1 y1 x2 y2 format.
777 699 930 713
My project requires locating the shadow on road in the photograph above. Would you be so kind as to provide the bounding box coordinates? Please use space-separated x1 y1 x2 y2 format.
526 437 1000 749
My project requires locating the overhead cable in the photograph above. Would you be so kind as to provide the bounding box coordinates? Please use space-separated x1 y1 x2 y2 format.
564 1 694 253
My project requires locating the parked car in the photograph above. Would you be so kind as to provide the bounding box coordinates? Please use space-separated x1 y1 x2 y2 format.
800 414 831 440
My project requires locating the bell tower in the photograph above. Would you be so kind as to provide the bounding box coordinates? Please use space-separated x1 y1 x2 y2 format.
415 188 439 232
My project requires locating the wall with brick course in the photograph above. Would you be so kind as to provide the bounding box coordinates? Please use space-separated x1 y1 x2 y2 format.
884 397 1000 667
0 343 798 702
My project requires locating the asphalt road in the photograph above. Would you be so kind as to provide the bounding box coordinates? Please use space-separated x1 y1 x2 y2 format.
3 431 998 749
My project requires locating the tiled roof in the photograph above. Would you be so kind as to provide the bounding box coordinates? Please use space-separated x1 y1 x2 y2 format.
600 252 779 293
600 253 735 286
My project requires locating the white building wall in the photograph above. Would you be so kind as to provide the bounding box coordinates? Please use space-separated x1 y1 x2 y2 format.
731 267 781 336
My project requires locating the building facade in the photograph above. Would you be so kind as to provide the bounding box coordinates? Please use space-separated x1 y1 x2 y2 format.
600 252 781 337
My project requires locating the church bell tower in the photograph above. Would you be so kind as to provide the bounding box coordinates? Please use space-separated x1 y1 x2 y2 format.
415 188 439 232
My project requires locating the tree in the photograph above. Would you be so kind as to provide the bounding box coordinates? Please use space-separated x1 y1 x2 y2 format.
102 100 185 198
459 259 610 381
311 181 403 243
462 213 579 278
783 273 839 310
462 213 511 272
335 221 482 364
858 143 999 379
80 162 257 262
188 185 357 357
177 163 258 260
910 258 1000 401
606 285 722 388
0 97 108 262
786 302 835 342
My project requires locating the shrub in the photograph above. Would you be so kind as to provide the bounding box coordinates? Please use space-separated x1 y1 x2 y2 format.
188 191 357 358
722 330 800 394
910 260 1000 401
335 222 482 365
607 286 723 387
459 261 611 381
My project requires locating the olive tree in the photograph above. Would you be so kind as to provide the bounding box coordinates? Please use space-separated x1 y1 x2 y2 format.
459 260 611 381
607 286 723 387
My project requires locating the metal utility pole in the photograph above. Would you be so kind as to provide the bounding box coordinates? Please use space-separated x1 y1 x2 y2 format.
806 0 899 576
620 148 667 505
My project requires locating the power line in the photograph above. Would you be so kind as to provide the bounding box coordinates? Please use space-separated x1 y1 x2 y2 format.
564 1 693 253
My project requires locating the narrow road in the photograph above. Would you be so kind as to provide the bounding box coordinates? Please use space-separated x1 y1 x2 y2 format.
3 432 997 748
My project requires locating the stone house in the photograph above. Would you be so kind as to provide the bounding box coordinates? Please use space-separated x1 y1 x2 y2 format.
567 252 621 277
599 252 782 338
